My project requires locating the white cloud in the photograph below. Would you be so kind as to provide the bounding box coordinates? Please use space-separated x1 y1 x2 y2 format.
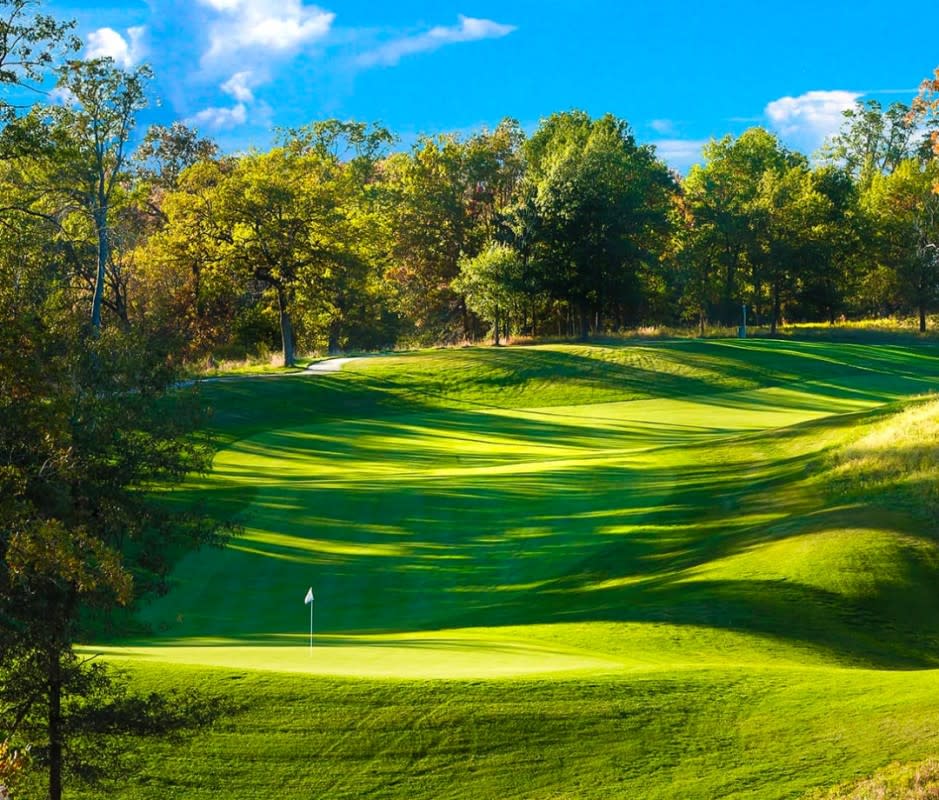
187 102 248 129
86 25 147 68
49 86 77 106
650 119 675 135
652 138 709 173
357 15 516 68
221 70 255 103
198 0 334 66
187 70 261 130
764 90 861 151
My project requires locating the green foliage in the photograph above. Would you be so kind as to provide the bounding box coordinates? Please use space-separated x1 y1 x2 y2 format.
0 0 78 121
134 122 219 192
0 310 221 615
821 100 926 186
384 120 524 343
0 215 222 796
145 125 394 364
454 242 524 343
520 111 676 335
682 128 804 328
13 96 932 362
863 159 939 330
752 161 831 332
17 57 154 330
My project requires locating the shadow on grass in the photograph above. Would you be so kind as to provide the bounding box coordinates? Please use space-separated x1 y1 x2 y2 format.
144 341 939 671
343 339 939 415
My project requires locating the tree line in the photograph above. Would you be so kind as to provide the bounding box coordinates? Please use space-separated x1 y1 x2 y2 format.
3 49 939 369
6 57 939 371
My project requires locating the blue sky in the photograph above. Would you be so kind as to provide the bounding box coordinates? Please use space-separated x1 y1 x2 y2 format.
48 0 939 171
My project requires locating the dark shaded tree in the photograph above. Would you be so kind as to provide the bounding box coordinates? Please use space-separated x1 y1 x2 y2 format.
523 111 675 337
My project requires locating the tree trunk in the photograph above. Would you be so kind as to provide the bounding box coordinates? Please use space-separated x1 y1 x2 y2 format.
827 278 836 325
698 308 706 338
493 305 500 346
90 204 109 332
48 650 63 800
722 251 739 326
275 285 295 367
460 298 471 341
770 282 781 336
920 299 927 333
113 273 130 329
328 319 341 355
328 291 346 354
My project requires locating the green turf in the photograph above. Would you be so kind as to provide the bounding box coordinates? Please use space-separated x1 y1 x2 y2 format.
78 663 939 800
81 338 939 798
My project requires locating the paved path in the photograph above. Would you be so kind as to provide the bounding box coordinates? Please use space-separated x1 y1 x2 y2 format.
178 357 363 387
305 357 359 374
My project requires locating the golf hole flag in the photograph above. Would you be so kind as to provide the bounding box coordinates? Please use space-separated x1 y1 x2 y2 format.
305 587 314 652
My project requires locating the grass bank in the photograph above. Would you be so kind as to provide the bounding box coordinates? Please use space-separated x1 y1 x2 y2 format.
78 338 939 799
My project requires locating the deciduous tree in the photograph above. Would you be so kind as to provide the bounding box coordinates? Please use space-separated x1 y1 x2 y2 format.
822 100 924 186
0 290 221 798
454 243 525 345
864 159 939 331
0 0 78 123
682 128 793 327
523 111 675 336
46 58 151 332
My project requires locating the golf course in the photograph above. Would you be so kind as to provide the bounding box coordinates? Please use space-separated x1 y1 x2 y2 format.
6 6 939 796
70 337 939 799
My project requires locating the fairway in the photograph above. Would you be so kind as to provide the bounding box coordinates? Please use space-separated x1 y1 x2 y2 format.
90 339 939 799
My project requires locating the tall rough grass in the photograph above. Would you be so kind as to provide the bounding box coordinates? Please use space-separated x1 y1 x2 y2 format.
806 759 939 799
831 397 939 521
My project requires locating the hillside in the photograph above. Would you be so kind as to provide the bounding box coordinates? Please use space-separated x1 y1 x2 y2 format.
82 339 939 799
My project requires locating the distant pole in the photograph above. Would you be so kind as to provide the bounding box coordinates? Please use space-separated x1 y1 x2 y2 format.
739 304 748 339
304 587 315 653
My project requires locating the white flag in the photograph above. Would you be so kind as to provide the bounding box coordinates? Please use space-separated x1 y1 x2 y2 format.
304 587 314 604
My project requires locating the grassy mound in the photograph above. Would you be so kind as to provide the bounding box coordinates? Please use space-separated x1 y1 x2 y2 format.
832 397 939 520
79 339 939 799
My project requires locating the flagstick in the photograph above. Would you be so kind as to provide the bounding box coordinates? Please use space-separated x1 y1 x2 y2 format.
304 587 315 654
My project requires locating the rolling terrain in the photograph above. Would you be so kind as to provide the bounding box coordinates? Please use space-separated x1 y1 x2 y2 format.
84 339 939 799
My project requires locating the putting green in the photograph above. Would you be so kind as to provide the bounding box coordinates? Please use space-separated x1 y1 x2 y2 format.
85 630 625 678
